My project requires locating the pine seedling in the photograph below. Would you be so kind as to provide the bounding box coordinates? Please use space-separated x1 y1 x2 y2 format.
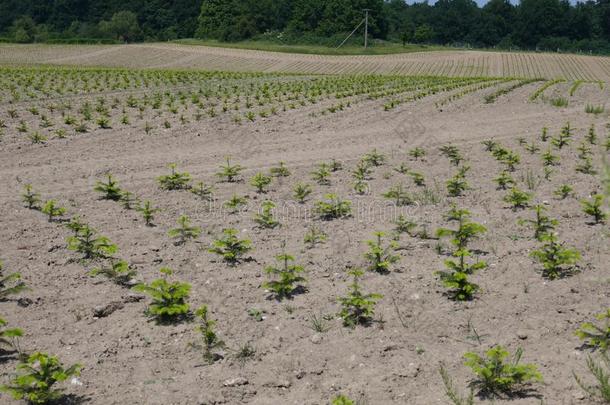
576 309 610 352
338 269 382 328
554 184 573 200
292 182 312 203
0 352 81 405
119 190 137 209
270 161 291 177
208 228 251 264
89 259 137 287
393 214 417 238
581 194 607 224
304 226 327 249
409 147 426 160
494 171 515 190
552 122 573 149
364 232 399 274
137 200 160 226
383 183 413 206
573 352 610 402
531 233 581 279
21 184 40 209
542 149 559 166
132 268 191 322
157 163 191 190
311 163 331 185
0 260 28 300
194 305 224 363
262 253 306 300
518 205 558 241
464 346 542 397
190 182 214 201
41 200 66 222
315 194 351 220
253 200 280 228
362 149 386 167
223 194 247 214
437 249 484 301
250 172 272 193
94 173 122 201
503 187 532 210
216 157 243 182
352 161 372 181
410 171 426 186
168 215 201 245
0 317 23 354
67 224 118 260
586 124 598 145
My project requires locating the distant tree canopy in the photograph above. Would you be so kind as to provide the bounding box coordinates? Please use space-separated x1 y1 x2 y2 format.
0 0 609 53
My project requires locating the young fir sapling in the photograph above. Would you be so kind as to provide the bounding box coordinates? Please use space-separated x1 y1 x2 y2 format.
262 252 307 300
0 317 23 355
168 215 201 245
576 309 610 352
315 194 351 220
518 205 558 241
216 157 244 182
292 182 312 203
311 163 331 185
223 194 247 214
250 172 272 193
304 226 327 248
21 184 40 209
208 229 252 264
41 200 66 222
157 163 191 190
0 260 28 300
253 200 280 228
194 305 225 363
581 194 607 224
94 173 122 200
90 259 137 286
67 224 118 260
364 232 399 274
132 268 191 322
338 269 382 328
503 187 532 210
137 200 160 226
530 233 581 279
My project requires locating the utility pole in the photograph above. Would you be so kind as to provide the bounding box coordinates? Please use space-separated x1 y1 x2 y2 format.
363 9 370 49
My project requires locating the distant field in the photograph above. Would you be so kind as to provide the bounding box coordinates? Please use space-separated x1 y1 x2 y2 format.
0 43 609 81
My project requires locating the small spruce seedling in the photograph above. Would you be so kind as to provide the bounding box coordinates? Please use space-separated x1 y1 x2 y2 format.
21 184 40 209
382 183 413 206
216 157 244 182
132 268 191 322
304 226 327 248
194 305 225 363
94 173 122 201
208 228 252 264
530 233 581 279
554 184 573 199
0 317 23 354
262 253 306 300
576 309 610 352
0 260 28 300
157 163 191 190
364 232 399 273
503 187 532 210
89 259 137 287
137 200 160 226
253 200 280 228
338 269 382 328
311 163 331 185
168 215 201 245
67 224 118 260
250 172 272 193
190 182 214 201
41 200 66 222
270 161 291 177
518 204 558 241
292 182 312 203
315 194 351 220
552 122 573 149
581 194 607 224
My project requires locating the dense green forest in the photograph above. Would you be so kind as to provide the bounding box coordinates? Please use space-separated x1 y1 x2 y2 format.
1 0 609 54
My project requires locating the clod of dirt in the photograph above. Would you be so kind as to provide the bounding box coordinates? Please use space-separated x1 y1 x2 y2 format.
223 377 249 387
93 301 125 318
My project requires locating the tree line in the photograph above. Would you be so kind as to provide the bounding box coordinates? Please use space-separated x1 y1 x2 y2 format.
1 0 609 54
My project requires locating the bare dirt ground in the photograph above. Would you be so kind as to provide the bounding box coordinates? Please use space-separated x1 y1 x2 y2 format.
0 72 609 405
1 43 609 81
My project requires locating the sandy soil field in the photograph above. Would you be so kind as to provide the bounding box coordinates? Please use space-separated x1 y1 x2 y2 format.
0 43 609 81
0 61 609 405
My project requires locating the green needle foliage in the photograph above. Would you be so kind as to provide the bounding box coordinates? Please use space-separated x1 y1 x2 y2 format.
383 183 413 206
191 182 214 201
311 163 331 185
501 151 521 172
576 158 597 175
446 171 469 197
194 305 224 364
168 215 201 245
21 184 40 209
137 200 160 226
437 249 484 301
394 163 410 174
157 163 191 190
573 352 610 402
436 208 486 250
494 171 515 190
440 145 464 166
0 317 23 354
530 233 581 279
304 226 327 248
364 232 399 274
270 161 291 177
253 200 280 229
581 194 607 224
554 184 573 199
362 148 386 167
586 124 598 145
41 200 66 222
132 268 191 322
410 171 426 186
292 182 312 203
0 260 28 300
223 194 247 214
352 161 372 181
0 352 81 405
518 205 558 241
119 190 138 209
541 149 560 166
208 228 252 264
89 259 137 287
67 224 118 260
250 172 272 193
332 395 355 405
464 346 542 397
94 173 122 201
503 187 532 210
315 194 351 220
393 214 417 238
409 147 426 160
338 269 382 328
552 122 573 149
576 309 610 352
216 157 244 183
262 253 306 300
439 364 474 405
